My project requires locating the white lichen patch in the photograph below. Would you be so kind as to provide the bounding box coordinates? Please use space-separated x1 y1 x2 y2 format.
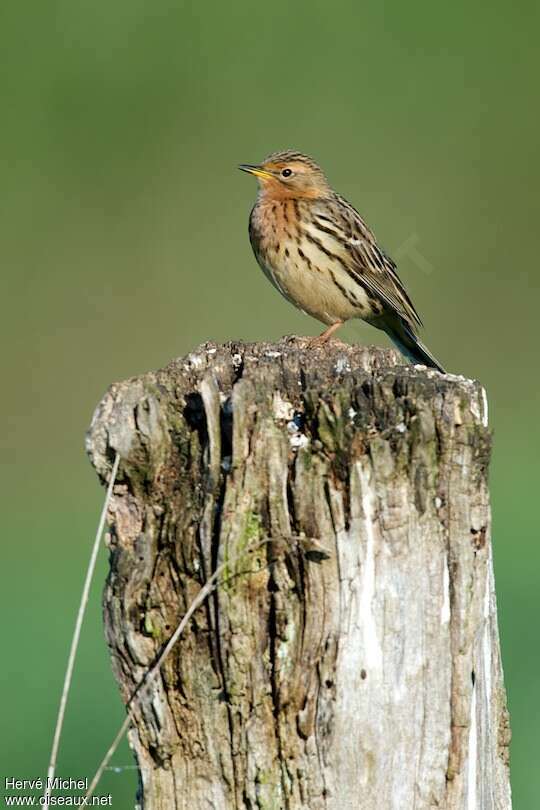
273 392 294 422
395 422 406 433
206 347 217 355
335 356 351 374
470 386 489 427
348 406 357 421
265 350 282 358
481 387 489 427
444 372 471 384
186 353 205 369
287 417 309 450
289 433 309 450
232 353 243 368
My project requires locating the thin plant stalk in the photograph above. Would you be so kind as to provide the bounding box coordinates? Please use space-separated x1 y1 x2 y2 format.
44 453 120 809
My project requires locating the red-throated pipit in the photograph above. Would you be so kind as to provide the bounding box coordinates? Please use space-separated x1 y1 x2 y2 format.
239 150 445 372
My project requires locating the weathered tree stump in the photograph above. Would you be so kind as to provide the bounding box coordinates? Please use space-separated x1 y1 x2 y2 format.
86 337 511 810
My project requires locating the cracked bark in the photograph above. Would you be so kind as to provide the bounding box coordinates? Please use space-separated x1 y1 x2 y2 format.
86 337 511 810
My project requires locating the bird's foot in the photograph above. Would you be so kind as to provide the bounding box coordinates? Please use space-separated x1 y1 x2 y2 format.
307 321 344 348
307 334 332 349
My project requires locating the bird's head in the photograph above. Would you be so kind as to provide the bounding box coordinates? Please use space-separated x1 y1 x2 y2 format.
239 150 330 200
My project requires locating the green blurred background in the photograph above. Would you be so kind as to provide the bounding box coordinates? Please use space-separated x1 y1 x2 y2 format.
1 0 538 805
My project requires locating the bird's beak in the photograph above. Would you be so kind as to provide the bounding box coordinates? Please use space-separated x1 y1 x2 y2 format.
238 164 274 180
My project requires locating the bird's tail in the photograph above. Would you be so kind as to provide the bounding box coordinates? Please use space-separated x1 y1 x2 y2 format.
385 318 445 373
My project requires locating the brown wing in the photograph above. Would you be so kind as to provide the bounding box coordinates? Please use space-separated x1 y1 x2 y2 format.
328 195 424 329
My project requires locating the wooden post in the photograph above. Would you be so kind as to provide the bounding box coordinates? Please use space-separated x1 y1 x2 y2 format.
86 338 511 810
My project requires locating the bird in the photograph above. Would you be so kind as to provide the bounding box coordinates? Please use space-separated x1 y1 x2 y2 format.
239 150 445 373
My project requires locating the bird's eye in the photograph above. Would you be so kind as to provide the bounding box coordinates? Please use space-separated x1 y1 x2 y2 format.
281 168 293 178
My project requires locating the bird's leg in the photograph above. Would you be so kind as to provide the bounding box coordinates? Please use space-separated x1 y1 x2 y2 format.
307 321 344 348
